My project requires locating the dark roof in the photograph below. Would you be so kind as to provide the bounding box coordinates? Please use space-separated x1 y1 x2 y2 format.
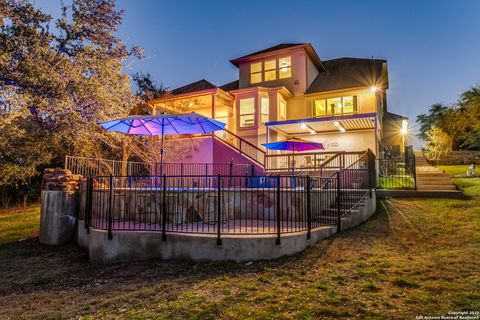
306 58 388 94
170 79 217 96
219 80 239 92
384 111 408 120
230 43 325 71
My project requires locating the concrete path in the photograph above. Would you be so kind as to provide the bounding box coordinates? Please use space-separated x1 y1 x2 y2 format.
414 151 457 191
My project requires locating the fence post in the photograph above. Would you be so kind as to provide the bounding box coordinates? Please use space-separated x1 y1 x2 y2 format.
336 171 341 233
412 154 417 190
229 160 233 187
85 176 92 234
276 175 281 245
107 175 113 240
306 175 312 240
162 174 167 241
217 174 222 246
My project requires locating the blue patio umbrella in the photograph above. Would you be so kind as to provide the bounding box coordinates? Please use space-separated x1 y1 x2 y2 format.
262 138 324 175
100 112 226 174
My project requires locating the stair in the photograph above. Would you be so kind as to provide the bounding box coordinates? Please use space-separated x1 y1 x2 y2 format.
414 151 457 191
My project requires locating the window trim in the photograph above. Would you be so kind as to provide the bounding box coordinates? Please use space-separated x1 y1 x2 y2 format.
279 100 287 120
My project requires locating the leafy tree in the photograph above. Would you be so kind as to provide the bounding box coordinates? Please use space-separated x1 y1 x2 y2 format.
0 0 142 204
424 126 452 159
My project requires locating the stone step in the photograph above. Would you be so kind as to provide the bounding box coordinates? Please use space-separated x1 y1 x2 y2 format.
324 208 360 215
416 184 457 191
417 180 453 186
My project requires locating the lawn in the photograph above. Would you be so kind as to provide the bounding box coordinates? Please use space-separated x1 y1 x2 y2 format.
1 172 479 319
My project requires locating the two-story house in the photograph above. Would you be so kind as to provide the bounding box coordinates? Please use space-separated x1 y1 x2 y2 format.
152 43 407 170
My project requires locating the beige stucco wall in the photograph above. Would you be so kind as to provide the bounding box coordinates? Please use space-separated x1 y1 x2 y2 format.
294 130 375 153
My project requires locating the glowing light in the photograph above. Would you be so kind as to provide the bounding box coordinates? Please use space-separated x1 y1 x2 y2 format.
309 129 315 134
189 101 194 107
401 119 408 135
334 121 346 132
300 123 307 129
370 86 378 93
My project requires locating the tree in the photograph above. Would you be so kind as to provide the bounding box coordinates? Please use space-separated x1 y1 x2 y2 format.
0 0 142 204
424 126 451 159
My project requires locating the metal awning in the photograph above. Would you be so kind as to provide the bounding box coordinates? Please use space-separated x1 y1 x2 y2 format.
265 113 376 135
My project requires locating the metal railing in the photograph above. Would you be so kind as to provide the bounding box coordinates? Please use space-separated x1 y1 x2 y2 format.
265 151 365 176
377 155 416 190
213 129 266 166
82 150 376 242
66 156 253 178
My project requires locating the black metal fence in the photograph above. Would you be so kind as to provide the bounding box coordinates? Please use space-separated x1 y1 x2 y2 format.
82 150 376 243
377 155 416 189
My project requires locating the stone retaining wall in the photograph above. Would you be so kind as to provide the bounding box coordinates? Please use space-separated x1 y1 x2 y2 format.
424 151 480 165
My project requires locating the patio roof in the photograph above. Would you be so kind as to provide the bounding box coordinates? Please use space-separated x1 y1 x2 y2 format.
265 113 376 135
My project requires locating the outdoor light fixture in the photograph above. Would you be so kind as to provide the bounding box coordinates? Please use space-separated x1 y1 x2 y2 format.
309 129 315 134
401 119 408 135
334 121 346 132
370 86 378 93
300 123 307 129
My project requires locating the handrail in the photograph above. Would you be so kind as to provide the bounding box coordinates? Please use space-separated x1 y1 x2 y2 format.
212 129 266 166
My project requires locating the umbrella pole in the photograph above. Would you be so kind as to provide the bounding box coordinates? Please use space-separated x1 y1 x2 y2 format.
160 119 165 177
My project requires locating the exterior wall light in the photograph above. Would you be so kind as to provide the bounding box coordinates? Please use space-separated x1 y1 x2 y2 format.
300 123 307 129
370 86 378 93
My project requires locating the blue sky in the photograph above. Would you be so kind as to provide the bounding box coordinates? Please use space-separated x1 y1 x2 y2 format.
35 0 480 145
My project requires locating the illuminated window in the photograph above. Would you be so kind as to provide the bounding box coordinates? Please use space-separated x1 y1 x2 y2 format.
327 97 342 115
314 100 327 116
313 96 357 117
264 59 276 81
342 96 355 114
239 98 255 128
260 98 269 123
279 57 291 79
279 100 286 120
250 62 262 84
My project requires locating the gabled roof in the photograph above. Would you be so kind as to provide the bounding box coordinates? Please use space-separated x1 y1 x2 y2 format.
219 80 239 92
170 79 217 96
306 58 388 94
230 43 325 71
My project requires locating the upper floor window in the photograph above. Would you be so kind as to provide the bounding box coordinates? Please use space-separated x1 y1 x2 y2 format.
279 57 291 79
249 56 292 84
250 62 262 84
260 98 269 123
264 60 276 81
279 100 286 120
239 98 255 128
313 95 357 117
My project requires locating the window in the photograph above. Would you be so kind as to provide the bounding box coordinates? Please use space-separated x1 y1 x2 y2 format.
215 117 228 139
279 100 286 120
249 56 291 84
260 98 269 123
313 96 357 117
239 98 255 128
279 57 291 79
314 99 327 116
250 62 262 84
264 59 276 81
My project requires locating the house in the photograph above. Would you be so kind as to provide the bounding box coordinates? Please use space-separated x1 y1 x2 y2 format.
152 43 407 170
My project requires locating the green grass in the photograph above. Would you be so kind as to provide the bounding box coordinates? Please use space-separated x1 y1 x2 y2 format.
437 165 472 176
378 177 415 189
1 183 480 319
0 207 40 245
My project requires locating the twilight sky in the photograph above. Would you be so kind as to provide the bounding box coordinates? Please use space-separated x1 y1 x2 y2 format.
35 0 480 146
